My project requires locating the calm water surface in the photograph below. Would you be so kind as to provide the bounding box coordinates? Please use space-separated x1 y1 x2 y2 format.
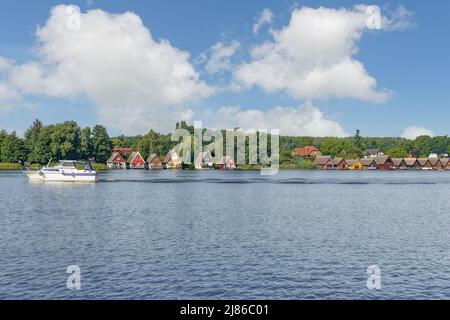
1 170 450 299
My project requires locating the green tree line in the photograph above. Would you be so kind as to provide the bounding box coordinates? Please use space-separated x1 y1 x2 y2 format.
1 121 449 164
0 120 112 164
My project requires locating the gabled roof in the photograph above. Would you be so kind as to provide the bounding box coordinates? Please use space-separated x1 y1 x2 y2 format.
107 152 126 163
293 146 320 157
195 150 213 163
332 157 345 166
127 151 144 163
418 158 431 166
346 159 361 166
392 158 406 166
360 158 376 166
428 157 441 166
313 156 332 165
404 158 419 166
374 155 391 165
163 149 180 163
147 153 161 163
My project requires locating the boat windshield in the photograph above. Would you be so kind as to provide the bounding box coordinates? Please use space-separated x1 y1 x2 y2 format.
56 161 77 169
84 161 94 171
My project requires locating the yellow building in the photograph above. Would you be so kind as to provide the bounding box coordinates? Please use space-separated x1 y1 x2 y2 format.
347 159 362 170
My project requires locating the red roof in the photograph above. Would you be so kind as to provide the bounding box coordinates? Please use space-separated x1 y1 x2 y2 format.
293 146 320 157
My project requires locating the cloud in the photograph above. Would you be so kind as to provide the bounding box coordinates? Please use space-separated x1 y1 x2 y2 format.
0 5 214 134
0 83 20 110
215 101 349 137
383 5 416 31
253 8 273 35
235 5 394 103
203 41 240 75
401 126 434 140
0 56 12 72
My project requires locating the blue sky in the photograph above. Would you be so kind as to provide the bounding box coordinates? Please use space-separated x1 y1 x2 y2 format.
0 0 449 138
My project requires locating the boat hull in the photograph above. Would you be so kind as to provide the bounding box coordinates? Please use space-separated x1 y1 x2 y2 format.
25 171 97 182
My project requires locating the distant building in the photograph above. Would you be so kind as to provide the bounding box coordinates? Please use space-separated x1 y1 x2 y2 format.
218 156 236 170
392 158 407 170
441 158 450 169
147 154 163 169
360 158 377 170
374 155 394 170
163 150 182 169
418 158 433 170
292 146 321 158
195 150 214 169
106 152 127 169
333 158 347 170
404 158 421 170
428 157 443 170
363 149 384 158
313 156 333 170
347 159 362 170
127 151 146 169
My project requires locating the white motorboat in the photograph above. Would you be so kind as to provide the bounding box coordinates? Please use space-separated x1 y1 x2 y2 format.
25 160 98 182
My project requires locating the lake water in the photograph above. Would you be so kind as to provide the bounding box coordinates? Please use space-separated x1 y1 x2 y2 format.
1 169 450 299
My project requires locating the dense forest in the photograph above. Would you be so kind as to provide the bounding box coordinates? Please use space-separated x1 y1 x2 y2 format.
1 120 449 165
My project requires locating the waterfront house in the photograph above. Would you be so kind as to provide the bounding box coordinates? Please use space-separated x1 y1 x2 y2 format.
163 149 182 169
428 157 443 170
347 159 362 170
106 152 127 169
112 147 133 160
333 158 347 170
418 158 433 170
195 150 214 169
314 156 333 170
374 155 394 170
392 158 407 170
360 158 377 170
127 151 146 169
147 154 163 169
292 146 321 158
404 158 421 170
218 156 236 170
440 158 450 169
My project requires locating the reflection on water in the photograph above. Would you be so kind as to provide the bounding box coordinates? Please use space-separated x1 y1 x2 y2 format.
1 170 450 299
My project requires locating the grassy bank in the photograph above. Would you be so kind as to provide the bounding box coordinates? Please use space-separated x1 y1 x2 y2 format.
237 158 317 171
0 163 23 170
75 163 109 171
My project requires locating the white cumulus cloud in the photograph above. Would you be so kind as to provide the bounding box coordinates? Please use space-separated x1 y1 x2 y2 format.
253 8 273 35
204 41 240 75
215 101 349 137
235 5 393 103
401 126 434 140
0 5 214 134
